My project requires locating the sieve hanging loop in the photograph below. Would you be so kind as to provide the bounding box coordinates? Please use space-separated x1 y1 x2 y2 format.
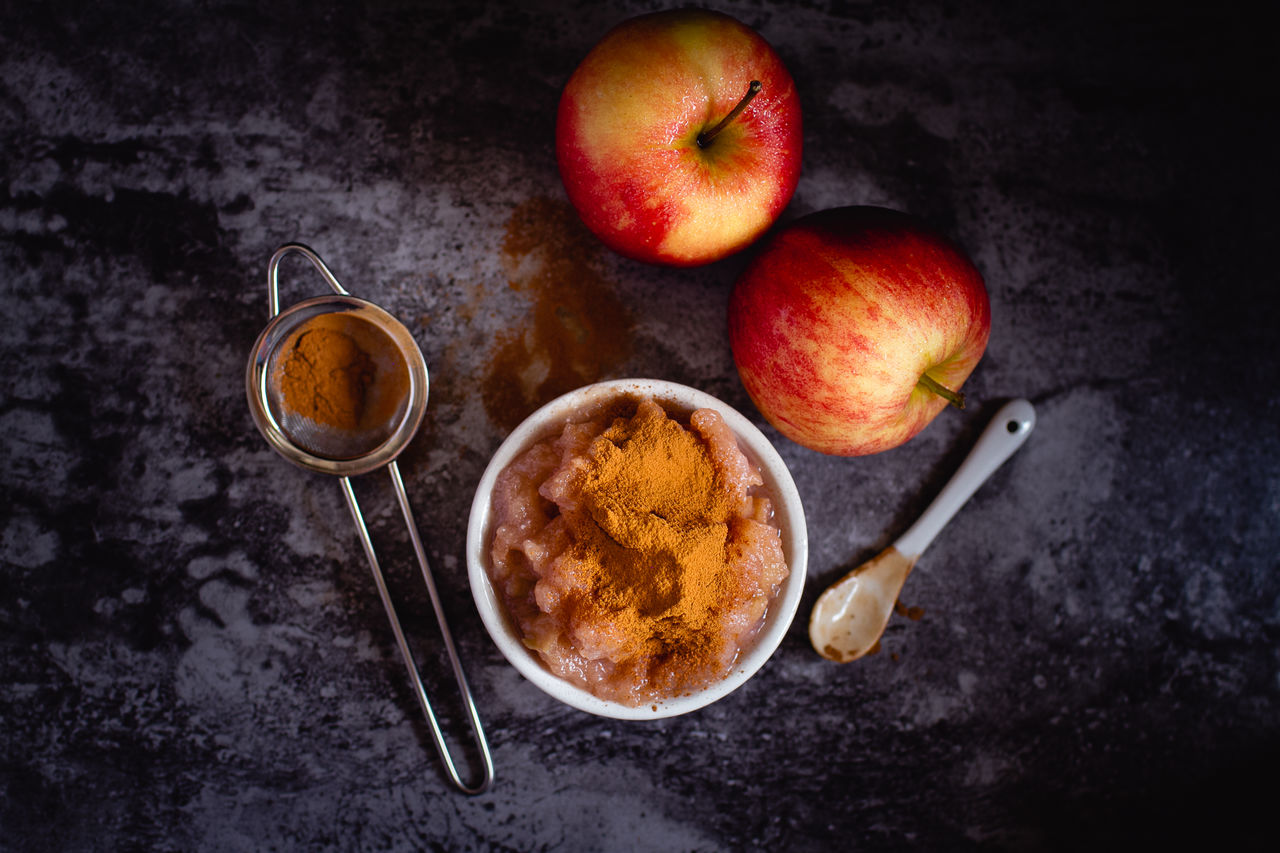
246 243 494 795
267 242 349 317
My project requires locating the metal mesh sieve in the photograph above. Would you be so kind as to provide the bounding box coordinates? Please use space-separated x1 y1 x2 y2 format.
244 244 492 795
247 292 428 478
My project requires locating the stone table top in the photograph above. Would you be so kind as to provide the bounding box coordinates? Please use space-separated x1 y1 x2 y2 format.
2 1 1275 850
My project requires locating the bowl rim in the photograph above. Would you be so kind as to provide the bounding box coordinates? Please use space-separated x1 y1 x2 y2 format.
465 378 808 720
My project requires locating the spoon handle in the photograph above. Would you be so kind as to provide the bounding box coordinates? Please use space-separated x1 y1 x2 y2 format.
893 398 1036 558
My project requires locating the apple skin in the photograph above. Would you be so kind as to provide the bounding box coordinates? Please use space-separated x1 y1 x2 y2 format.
556 9 802 267
728 206 991 456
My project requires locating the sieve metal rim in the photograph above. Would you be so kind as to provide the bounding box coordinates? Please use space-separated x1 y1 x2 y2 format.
245 294 429 477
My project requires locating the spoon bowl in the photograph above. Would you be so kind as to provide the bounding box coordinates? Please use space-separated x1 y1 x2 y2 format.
809 398 1036 662
810 546 916 662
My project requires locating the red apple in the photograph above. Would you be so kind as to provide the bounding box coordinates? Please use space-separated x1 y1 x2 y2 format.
556 9 802 266
728 207 991 456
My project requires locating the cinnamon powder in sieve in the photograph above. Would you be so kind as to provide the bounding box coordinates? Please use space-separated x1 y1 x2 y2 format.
277 314 409 432
280 326 374 431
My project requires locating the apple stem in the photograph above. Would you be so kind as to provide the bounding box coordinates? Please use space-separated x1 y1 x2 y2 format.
697 80 762 149
918 373 966 409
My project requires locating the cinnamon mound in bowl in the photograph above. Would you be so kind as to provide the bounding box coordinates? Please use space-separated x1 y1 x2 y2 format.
467 379 807 719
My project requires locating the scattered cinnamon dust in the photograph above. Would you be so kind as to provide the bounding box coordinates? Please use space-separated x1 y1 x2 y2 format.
482 197 633 432
894 600 925 621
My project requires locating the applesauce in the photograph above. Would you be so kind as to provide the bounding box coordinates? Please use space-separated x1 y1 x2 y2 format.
487 395 789 706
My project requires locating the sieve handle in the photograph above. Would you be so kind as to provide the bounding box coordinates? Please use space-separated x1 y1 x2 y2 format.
339 462 495 795
267 243 349 318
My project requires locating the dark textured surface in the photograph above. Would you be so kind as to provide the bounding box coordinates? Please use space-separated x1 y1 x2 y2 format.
2 1 1277 850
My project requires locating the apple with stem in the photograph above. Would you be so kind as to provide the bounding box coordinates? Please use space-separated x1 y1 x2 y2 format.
728 206 991 456
556 9 802 266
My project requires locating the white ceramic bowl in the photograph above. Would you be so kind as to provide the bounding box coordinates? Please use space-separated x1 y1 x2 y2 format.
466 379 808 720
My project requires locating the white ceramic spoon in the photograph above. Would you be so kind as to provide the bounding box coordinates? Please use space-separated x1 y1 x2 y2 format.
809 398 1036 662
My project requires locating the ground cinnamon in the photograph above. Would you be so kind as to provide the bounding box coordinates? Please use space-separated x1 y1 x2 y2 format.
551 398 750 687
482 197 633 431
279 320 376 431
